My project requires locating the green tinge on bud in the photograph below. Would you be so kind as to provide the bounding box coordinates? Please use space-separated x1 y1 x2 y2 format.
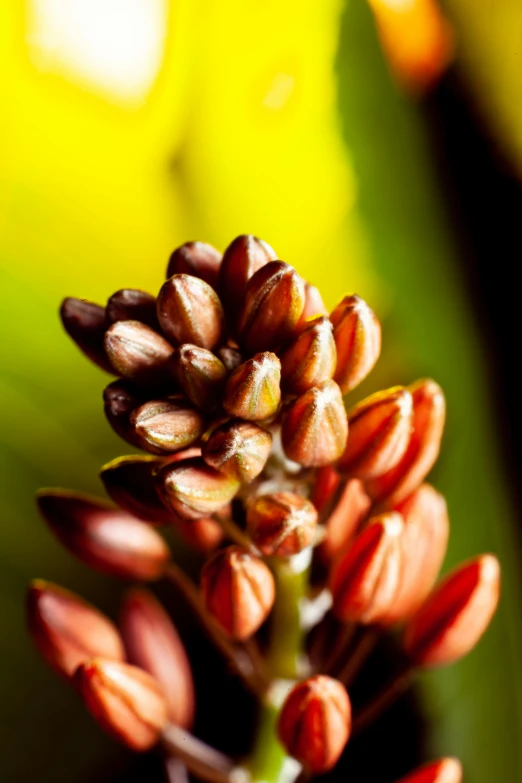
167 241 222 289
223 352 281 421
106 289 159 330
247 492 318 557
37 489 170 580
282 379 348 467
157 457 240 520
130 399 206 453
202 420 272 482
26 580 125 679
238 261 306 354
104 320 173 386
218 234 277 324
157 274 225 350
60 297 113 373
331 294 381 393
280 315 337 394
74 658 169 751
300 283 328 322
170 344 227 410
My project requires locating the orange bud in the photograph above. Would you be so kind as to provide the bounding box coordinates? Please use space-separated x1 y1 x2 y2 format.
170 344 227 410
280 316 337 394
238 261 305 354
282 380 348 467
338 386 413 479
218 234 277 323
367 379 446 508
277 675 351 772
404 555 500 667
167 241 222 289
201 546 275 640
26 580 125 678
120 589 195 728
60 297 113 373
106 289 159 330
394 758 462 783
101 455 180 525
203 420 272 482
300 283 328 322
223 352 281 422
104 320 173 386
130 399 206 453
37 490 170 580
311 465 341 514
320 478 371 563
157 274 225 350
331 295 381 393
247 492 318 557
74 658 169 751
330 513 404 624
173 513 225 554
157 457 240 520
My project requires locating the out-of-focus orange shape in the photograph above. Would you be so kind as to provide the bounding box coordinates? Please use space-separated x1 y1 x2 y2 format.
313 468 371 563
394 757 463 783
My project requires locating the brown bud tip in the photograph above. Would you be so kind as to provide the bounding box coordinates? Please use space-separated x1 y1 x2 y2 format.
157 457 240 520
282 380 348 467
331 294 381 393
167 241 222 289
170 344 227 410
367 379 446 508
120 589 195 728
238 261 306 354
26 580 124 678
130 399 206 453
277 675 351 773
60 297 113 373
157 274 225 350
280 316 337 394
300 283 328 322
203 420 272 482
218 234 277 323
74 658 169 751
104 320 173 386
201 546 275 640
37 490 170 580
339 386 413 479
319 476 371 563
101 455 180 525
330 513 404 624
217 345 244 372
394 758 463 783
247 492 318 557
106 289 159 330
403 554 501 667
223 352 281 422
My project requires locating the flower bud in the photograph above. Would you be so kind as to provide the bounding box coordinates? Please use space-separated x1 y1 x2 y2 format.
130 399 206 453
403 555 500 667
223 352 281 421
157 458 240 520
282 380 348 467
300 283 328 322
277 675 351 773
170 344 227 410
338 386 413 479
167 241 222 289
238 261 306 353
157 274 225 350
367 379 446 508
103 380 157 452
101 455 179 525
247 492 318 557
74 658 169 751
60 297 113 373
330 513 404 624
331 294 381 393
201 546 275 640
394 758 463 783
218 234 277 323
280 316 337 394
173 513 225 554
106 289 159 330
319 476 371 563
104 320 173 386
217 345 243 372
203 420 272 482
310 465 340 514
26 580 125 678
37 490 170 580
120 589 195 728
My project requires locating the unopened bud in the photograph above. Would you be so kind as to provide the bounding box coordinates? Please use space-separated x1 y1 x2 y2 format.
157 458 240 520
74 658 169 751
331 294 381 393
394 758 463 783
403 554 500 667
282 380 348 467
203 420 272 482
201 546 275 640
300 283 328 322
157 274 225 350
218 234 277 324
238 261 306 354
339 386 413 479
223 352 281 421
60 297 113 373
104 320 173 386
280 316 337 394
26 580 124 678
106 289 159 330
101 455 179 525
130 399 206 453
37 490 170 580
330 513 404 624
173 513 225 554
120 589 195 728
318 475 371 563
277 675 351 773
170 344 227 410
103 380 156 452
247 492 318 557
167 241 222 289
217 345 243 372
